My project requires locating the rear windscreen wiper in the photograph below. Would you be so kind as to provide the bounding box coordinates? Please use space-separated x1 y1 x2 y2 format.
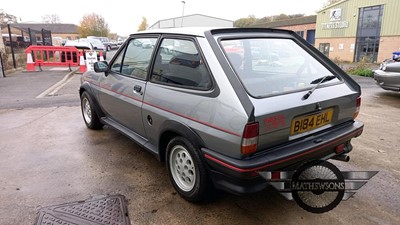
310 75 337 84
302 75 337 100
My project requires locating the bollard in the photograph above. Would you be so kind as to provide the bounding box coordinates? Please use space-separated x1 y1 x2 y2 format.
99 51 105 61
79 53 87 73
26 52 35 71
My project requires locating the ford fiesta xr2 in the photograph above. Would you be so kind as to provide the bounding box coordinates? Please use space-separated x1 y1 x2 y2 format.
79 28 363 202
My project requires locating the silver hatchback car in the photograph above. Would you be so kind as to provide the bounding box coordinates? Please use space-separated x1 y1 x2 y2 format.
79 28 363 202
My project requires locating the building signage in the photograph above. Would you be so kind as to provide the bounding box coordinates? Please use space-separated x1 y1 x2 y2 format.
322 21 349 29
330 8 342 21
322 8 349 30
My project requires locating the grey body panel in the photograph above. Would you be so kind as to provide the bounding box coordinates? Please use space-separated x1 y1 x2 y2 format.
97 72 147 138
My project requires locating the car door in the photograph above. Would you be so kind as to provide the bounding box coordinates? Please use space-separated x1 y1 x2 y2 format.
98 36 158 141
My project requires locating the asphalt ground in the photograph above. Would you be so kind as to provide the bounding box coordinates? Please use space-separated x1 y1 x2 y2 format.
0 68 81 109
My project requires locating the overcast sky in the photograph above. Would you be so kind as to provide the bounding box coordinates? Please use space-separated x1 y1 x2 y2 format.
1 0 327 36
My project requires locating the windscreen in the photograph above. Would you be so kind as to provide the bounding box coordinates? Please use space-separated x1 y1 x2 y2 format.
221 38 339 98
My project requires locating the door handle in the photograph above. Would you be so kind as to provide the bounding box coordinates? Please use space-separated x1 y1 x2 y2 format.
133 85 142 95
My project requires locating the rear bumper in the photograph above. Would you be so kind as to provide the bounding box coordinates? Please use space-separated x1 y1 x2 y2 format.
201 120 364 195
374 71 400 91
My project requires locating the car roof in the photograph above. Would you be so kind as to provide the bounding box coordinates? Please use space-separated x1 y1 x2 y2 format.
80 38 102 43
132 27 215 37
64 40 93 49
130 27 294 37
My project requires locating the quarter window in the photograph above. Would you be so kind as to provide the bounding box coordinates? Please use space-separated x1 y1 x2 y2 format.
151 38 211 89
110 38 157 79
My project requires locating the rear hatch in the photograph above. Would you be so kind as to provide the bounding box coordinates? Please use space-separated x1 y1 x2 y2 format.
220 35 361 151
250 83 359 151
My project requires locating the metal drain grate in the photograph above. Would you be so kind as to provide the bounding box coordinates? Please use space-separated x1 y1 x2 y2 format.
35 195 130 225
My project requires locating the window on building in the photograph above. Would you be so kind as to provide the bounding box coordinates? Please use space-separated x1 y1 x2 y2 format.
295 31 304 38
319 43 330 57
355 5 384 63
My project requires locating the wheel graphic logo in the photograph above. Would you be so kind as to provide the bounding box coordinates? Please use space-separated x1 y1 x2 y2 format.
291 160 345 213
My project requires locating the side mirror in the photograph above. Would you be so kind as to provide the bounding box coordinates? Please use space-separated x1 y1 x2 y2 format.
94 61 109 73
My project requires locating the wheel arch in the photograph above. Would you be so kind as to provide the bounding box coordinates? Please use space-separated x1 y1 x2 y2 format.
158 120 206 162
79 84 105 118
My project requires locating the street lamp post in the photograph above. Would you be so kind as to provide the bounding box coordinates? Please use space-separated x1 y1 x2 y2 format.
181 1 185 27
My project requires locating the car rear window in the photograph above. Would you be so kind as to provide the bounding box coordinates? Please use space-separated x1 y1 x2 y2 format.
221 38 340 98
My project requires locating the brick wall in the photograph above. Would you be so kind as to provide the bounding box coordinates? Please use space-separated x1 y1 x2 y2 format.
378 36 400 62
315 37 357 62
316 36 400 63
277 23 316 42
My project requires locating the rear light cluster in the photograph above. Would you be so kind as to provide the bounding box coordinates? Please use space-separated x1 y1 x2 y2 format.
241 122 259 156
353 96 361 119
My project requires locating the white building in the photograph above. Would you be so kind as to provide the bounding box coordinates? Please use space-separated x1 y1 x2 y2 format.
149 14 233 29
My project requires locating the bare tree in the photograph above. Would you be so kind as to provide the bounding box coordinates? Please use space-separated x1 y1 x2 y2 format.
42 14 61 24
78 13 110 37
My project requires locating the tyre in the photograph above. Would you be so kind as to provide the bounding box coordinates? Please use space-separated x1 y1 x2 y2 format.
166 136 213 202
80 91 103 130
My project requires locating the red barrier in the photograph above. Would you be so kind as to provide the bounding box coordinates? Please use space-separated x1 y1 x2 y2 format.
25 45 86 72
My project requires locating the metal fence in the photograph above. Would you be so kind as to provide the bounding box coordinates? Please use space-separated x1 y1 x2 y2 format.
2 24 53 70
0 52 5 77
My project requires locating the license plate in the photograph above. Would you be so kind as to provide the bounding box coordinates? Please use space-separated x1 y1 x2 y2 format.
290 109 333 135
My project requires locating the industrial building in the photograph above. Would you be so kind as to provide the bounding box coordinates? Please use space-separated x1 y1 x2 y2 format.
253 0 400 63
252 15 317 45
148 14 233 29
316 0 400 63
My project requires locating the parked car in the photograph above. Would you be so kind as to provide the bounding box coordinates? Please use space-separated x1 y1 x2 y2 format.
61 40 93 63
110 40 120 49
79 38 107 60
117 38 125 46
140 39 154 48
87 36 115 51
79 28 364 202
374 59 400 91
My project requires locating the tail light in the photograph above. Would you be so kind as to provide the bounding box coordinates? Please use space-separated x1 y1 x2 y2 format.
241 122 259 156
353 96 361 119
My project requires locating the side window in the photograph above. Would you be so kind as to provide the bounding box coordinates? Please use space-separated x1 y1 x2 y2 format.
110 37 157 79
151 38 212 89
